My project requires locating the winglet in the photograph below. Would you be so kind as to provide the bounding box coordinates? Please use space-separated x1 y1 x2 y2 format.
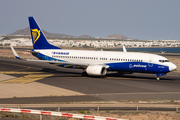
10 45 21 59
123 45 127 52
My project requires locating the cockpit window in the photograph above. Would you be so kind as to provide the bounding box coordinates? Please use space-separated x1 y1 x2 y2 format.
159 60 169 63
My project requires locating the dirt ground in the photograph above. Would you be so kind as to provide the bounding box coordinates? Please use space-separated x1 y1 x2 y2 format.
96 111 180 120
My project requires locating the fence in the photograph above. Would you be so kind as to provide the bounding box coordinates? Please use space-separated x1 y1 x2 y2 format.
0 103 179 111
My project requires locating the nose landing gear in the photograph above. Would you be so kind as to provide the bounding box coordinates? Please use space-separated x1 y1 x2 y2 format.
156 77 160 80
156 73 165 81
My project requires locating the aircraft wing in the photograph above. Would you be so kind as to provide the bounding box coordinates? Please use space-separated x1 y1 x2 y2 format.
27 59 109 69
10 46 38 59
26 59 89 68
10 46 95 69
10 45 109 69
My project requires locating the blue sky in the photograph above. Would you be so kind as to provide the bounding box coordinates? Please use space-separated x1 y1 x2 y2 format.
0 0 180 40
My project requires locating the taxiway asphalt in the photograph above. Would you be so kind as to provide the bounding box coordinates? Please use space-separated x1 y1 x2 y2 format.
0 57 180 104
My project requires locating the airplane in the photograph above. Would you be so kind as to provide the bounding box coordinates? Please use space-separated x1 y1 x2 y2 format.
11 17 177 80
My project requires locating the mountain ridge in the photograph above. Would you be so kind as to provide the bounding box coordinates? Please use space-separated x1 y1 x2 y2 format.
105 34 128 39
9 27 128 39
9 27 78 39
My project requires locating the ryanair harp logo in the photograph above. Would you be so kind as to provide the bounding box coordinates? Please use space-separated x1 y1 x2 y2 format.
31 29 40 44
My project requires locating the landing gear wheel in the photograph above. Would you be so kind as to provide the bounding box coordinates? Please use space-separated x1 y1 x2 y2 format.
156 77 160 81
82 72 88 77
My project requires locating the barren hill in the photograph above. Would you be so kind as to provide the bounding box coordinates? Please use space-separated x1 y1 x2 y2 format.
105 34 128 39
9 27 77 39
79 35 92 38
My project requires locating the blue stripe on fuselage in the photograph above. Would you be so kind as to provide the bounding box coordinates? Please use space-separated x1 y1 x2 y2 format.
106 62 169 74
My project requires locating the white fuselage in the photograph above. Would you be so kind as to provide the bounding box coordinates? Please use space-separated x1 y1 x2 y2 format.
33 49 177 74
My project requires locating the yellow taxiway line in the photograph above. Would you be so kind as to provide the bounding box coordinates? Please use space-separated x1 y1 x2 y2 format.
0 71 44 74
0 61 41 70
0 74 53 84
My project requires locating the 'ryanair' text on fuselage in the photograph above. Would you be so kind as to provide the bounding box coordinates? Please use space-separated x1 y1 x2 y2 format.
52 52 69 55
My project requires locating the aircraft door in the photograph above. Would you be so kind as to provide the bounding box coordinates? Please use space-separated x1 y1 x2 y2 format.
148 57 153 67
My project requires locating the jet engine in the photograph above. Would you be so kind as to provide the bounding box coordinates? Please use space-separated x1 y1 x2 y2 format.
86 65 107 76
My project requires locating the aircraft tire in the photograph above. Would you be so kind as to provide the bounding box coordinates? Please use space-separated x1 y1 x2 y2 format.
156 77 160 80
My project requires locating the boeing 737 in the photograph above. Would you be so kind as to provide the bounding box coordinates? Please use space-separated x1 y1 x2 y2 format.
11 17 177 80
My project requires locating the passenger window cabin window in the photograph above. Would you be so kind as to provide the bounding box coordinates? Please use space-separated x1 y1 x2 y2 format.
159 60 169 63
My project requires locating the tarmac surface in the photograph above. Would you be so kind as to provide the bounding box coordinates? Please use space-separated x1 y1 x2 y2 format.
0 57 180 104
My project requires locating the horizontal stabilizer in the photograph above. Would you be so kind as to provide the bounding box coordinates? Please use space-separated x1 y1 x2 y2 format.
25 50 39 54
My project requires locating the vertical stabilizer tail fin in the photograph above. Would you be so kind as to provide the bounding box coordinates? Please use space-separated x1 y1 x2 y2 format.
28 17 60 50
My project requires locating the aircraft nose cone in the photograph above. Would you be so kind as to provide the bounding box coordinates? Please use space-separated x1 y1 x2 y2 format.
169 63 177 71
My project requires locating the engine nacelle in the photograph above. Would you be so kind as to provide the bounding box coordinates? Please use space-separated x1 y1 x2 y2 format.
86 65 107 76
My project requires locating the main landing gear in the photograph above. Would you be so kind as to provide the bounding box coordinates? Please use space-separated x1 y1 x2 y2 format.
82 71 89 77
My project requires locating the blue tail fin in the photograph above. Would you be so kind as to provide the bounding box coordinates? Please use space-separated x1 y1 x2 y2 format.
28 17 60 49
